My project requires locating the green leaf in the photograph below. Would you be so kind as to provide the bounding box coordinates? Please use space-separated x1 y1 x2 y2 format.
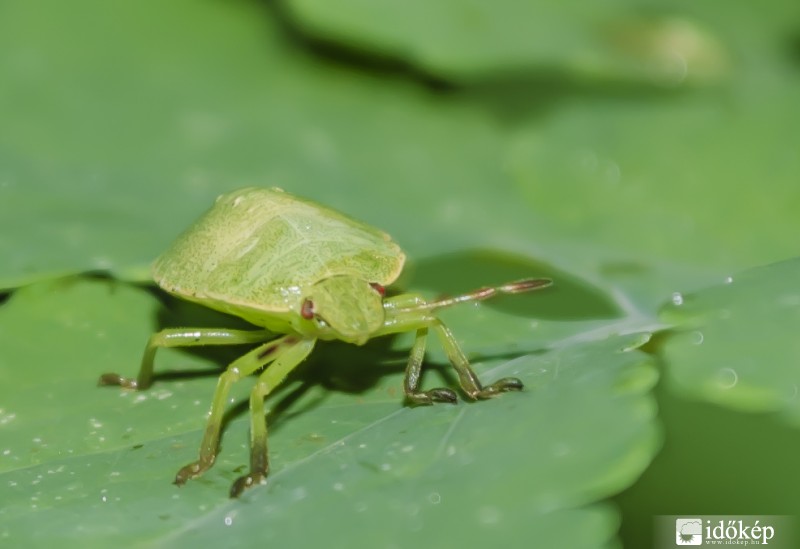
660 258 800 422
283 0 730 85
502 70 800 314
3 0 800 545
0 0 536 290
0 279 658 547
511 97 798 262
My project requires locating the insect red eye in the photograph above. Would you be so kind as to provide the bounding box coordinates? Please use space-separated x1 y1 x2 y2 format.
370 283 385 296
301 299 315 319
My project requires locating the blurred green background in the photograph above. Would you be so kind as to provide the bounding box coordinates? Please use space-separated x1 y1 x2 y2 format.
1 0 799 547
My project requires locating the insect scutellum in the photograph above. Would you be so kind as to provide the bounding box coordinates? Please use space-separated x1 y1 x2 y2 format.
98 187 552 498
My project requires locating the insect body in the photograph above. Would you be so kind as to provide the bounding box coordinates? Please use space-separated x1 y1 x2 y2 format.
100 187 551 497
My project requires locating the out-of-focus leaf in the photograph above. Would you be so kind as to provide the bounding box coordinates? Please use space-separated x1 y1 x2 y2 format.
0 0 531 289
660 258 800 423
283 0 730 85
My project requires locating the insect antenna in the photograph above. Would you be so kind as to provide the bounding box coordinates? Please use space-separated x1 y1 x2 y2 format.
407 278 552 313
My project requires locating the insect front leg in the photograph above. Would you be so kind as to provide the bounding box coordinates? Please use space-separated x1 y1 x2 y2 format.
429 318 523 400
172 335 298 487
381 293 459 405
229 337 316 498
403 327 457 405
378 297 523 402
99 328 273 390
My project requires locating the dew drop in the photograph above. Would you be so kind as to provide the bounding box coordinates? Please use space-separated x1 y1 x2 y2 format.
0 410 16 425
691 331 704 345
671 292 684 306
724 276 733 284
716 368 738 389
428 492 441 505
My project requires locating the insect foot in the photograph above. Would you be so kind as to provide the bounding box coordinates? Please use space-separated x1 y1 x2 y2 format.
97 372 140 390
174 457 215 486
471 377 525 400
229 472 267 498
406 387 459 406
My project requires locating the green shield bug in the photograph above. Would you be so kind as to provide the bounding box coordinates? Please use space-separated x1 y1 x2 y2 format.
100 187 552 497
